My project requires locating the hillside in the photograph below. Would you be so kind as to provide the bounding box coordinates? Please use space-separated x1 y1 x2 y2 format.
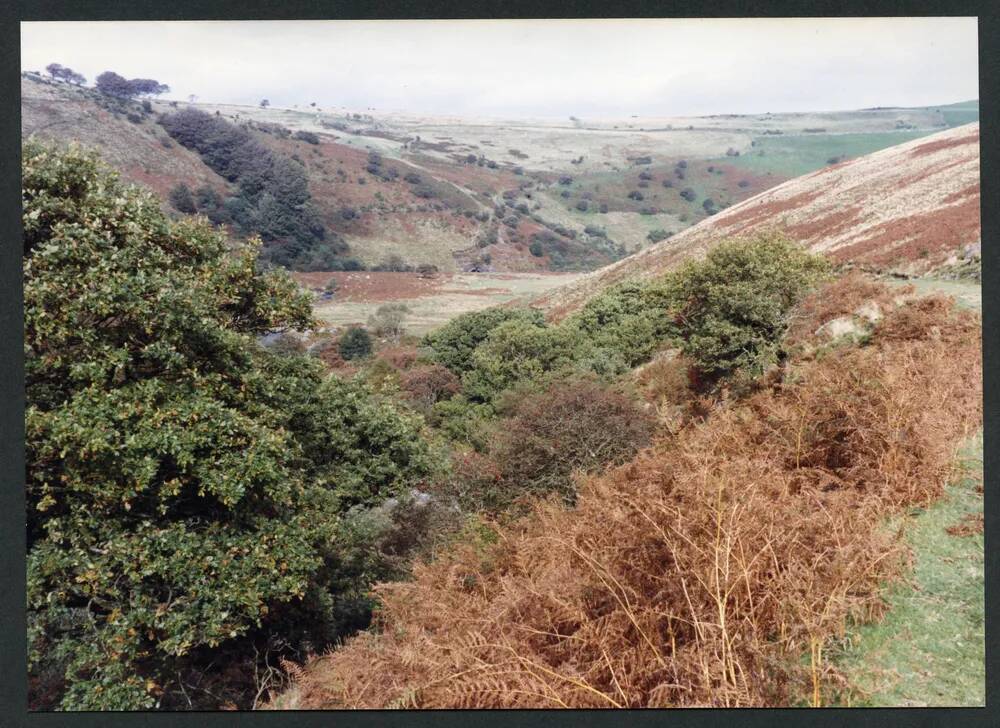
533 123 981 318
22 73 975 276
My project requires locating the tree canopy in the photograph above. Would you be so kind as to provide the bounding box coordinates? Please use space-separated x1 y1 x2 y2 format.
24 140 433 709
95 71 170 99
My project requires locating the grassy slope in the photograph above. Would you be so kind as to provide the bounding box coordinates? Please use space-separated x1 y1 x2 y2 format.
714 131 931 178
828 432 984 706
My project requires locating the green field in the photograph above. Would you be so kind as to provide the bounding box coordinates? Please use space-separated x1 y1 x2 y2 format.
828 432 984 706
714 131 932 178
922 100 980 128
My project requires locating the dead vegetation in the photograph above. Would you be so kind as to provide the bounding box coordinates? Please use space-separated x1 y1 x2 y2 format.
270 282 982 709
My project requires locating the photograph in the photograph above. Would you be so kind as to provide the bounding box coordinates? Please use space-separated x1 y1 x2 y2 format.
18 15 984 711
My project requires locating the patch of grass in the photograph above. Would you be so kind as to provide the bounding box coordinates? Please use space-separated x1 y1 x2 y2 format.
827 431 984 707
716 131 932 178
882 277 982 311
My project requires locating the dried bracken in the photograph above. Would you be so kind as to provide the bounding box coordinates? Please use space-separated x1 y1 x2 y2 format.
272 289 981 709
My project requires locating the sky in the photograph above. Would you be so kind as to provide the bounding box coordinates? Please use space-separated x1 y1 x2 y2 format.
21 18 979 119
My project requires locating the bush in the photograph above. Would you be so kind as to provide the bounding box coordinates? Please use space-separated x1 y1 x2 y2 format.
368 303 410 340
664 232 830 385
679 188 696 202
293 130 320 145
627 190 644 201
441 376 656 511
372 254 413 272
168 182 197 214
126 112 143 124
479 376 655 508
662 179 673 188
575 200 589 212
23 142 431 709
567 280 678 368
398 364 462 413
461 319 580 403
339 327 373 360
403 172 422 184
647 229 670 243
423 307 545 375
529 240 544 257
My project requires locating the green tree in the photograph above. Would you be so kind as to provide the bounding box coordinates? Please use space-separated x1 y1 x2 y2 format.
461 319 580 403
422 307 545 376
368 303 410 341
23 141 432 709
665 232 830 385
339 327 373 360
168 182 196 214
567 280 678 368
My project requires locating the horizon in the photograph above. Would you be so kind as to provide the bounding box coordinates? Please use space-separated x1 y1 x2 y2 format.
21 18 979 119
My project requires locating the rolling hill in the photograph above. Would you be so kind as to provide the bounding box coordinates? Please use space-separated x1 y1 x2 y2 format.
22 72 976 277
532 123 981 319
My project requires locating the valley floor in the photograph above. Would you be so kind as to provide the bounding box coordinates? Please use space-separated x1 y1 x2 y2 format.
299 271 585 335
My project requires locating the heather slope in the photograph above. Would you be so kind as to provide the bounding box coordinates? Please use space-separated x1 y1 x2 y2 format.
533 123 980 318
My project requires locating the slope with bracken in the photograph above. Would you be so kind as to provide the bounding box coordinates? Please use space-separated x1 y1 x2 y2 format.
533 123 980 319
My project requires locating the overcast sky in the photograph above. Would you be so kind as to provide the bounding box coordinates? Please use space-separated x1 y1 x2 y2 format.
21 18 979 119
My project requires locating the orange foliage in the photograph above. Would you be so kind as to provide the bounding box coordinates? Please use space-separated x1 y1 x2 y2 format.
275 292 981 709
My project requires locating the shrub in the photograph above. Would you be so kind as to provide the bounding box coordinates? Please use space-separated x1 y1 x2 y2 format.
168 182 197 214
679 188 697 202
529 240 544 257
461 319 580 403
403 172 422 184
373 254 413 272
567 280 678 368
662 179 674 188
647 229 670 243
126 112 143 124
599 203 609 213
443 375 654 512
422 307 545 375
558 175 573 185
339 327 373 360
575 200 589 212
286 294 981 708
627 190 644 201
23 142 430 709
738 179 750 188
398 364 462 412
293 130 320 145
664 232 830 385
368 303 410 340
